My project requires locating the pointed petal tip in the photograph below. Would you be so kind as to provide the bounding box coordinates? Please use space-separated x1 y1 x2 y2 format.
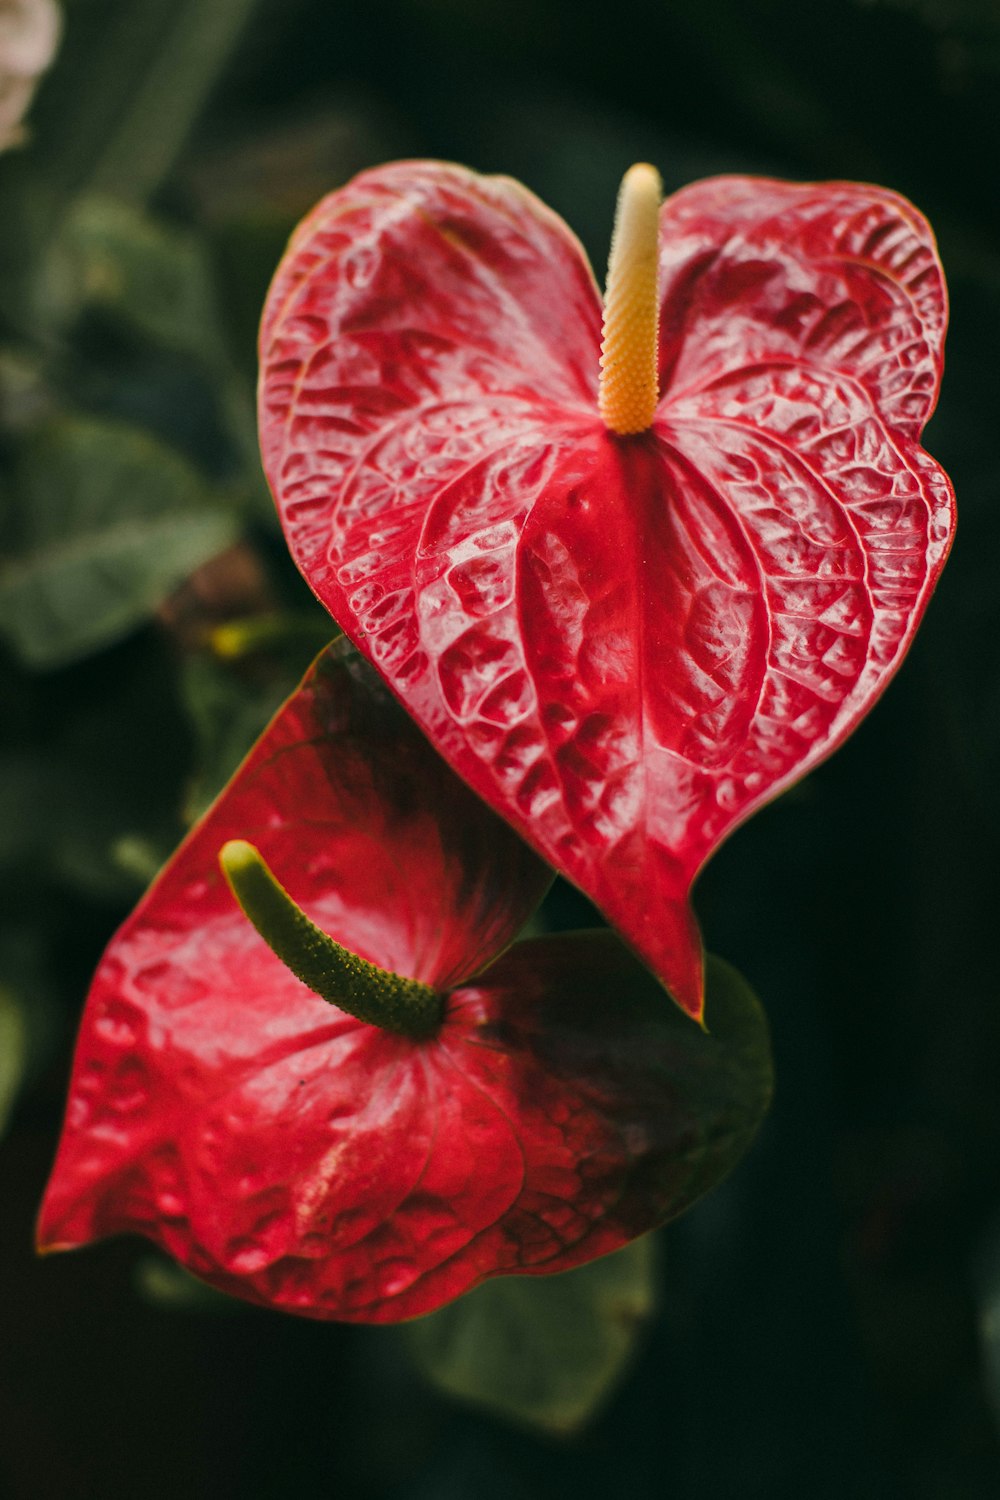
34 1213 78 1256
677 957 708 1028
35 1238 69 1257
672 980 706 1030
35 1185 93 1257
643 897 705 1026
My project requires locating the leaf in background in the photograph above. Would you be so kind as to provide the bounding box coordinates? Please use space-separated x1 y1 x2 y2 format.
0 985 28 1138
0 0 267 357
0 344 54 432
133 1255 243 1314
39 196 270 516
42 195 226 361
0 920 67 1133
0 636 190 900
0 416 240 668
179 652 303 823
0 752 176 900
406 1235 656 1435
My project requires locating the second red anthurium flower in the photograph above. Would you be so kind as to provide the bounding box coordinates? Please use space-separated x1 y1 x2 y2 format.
38 644 771 1322
259 161 955 1020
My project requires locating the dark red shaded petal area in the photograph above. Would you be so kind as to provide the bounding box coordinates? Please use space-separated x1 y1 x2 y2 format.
397 938 772 1323
37 644 770 1322
259 163 955 1018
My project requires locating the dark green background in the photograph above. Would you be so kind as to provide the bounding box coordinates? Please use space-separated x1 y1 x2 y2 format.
2 0 999 1495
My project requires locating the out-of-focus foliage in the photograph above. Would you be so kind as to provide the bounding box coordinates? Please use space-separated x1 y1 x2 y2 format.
39 194 269 510
42 195 224 357
133 1255 243 1313
0 985 27 1137
1 632 188 898
178 649 302 823
406 1237 657 1435
0 416 239 667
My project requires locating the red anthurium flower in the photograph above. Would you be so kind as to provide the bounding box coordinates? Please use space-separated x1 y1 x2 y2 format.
259 161 955 1021
38 644 771 1322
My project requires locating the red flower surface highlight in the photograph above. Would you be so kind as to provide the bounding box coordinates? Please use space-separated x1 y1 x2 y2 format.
37 644 772 1322
259 162 956 1021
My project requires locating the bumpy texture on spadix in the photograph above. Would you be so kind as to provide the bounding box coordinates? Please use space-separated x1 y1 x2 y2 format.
259 164 955 1018
599 162 662 434
219 838 443 1038
37 643 772 1322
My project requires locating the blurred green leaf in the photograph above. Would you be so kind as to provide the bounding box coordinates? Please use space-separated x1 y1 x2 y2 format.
84 0 264 208
0 345 54 432
0 923 64 1110
0 632 190 898
0 416 240 668
0 985 28 1138
133 1255 243 1314
0 741 174 902
109 834 169 886
43 196 226 361
180 652 301 823
0 0 263 329
39 194 273 522
405 1236 656 1435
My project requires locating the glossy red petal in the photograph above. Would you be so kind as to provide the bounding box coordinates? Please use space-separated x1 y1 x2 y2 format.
37 648 770 1323
260 165 955 1018
37 643 549 1275
656 178 946 438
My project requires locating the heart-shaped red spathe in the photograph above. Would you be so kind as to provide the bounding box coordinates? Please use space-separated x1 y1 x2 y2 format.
37 643 771 1323
259 162 955 1020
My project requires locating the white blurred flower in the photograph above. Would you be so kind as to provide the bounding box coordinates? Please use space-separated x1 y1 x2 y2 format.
0 0 61 152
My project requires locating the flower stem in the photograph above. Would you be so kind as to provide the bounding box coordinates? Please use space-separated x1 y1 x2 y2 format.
598 163 662 436
219 840 443 1040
